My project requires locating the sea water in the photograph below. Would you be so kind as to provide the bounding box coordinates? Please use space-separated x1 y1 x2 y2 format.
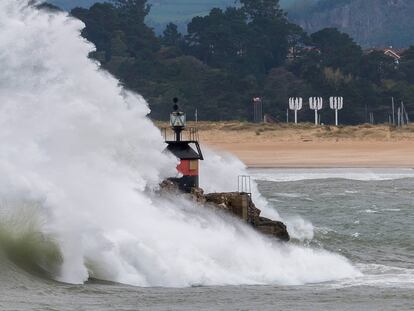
1 168 413 310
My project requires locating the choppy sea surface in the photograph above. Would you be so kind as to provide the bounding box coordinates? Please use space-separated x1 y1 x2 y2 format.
1 168 413 311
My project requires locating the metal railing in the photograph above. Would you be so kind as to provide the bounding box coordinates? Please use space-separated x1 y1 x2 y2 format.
238 175 252 196
161 127 200 142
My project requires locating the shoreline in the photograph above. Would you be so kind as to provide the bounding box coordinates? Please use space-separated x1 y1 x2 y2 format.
204 141 414 168
186 122 414 168
244 165 414 169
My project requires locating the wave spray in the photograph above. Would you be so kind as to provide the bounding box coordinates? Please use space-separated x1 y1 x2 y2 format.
0 0 360 286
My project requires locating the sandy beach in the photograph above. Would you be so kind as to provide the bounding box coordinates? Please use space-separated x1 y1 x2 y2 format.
187 122 414 168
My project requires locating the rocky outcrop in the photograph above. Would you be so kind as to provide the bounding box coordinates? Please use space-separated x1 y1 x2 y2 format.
204 192 261 223
290 0 414 48
204 192 290 241
255 217 290 242
160 180 290 241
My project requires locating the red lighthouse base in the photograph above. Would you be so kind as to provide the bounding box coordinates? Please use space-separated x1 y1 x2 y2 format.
173 159 199 192
177 159 199 176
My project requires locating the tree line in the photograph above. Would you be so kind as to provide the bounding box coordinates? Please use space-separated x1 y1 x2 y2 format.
67 0 414 124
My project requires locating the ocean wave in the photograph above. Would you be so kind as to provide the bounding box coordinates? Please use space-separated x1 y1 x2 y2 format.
331 263 414 289
0 202 62 278
0 0 361 287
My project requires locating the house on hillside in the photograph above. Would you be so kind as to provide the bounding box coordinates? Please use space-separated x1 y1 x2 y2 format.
364 47 408 64
287 45 321 62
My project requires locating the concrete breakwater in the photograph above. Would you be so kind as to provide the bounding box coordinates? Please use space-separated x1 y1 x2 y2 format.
161 180 290 241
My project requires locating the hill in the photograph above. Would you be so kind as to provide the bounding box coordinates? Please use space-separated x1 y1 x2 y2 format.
49 0 296 33
60 0 414 123
49 0 296 12
289 0 414 48
50 0 414 47
48 0 235 33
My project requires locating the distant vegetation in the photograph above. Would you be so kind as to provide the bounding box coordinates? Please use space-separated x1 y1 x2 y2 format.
61 0 414 123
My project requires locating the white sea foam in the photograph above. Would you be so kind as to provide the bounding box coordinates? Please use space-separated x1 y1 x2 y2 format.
200 148 280 220
250 168 414 182
0 0 361 287
333 264 414 289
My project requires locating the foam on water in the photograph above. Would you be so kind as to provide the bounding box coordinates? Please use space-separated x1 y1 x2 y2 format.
334 264 414 289
250 168 414 182
0 0 361 287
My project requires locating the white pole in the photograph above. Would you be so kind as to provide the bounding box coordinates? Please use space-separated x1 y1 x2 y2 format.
405 105 410 124
397 107 401 127
392 97 395 125
286 108 289 123
335 108 338 126
289 97 302 125
402 101 409 125
315 109 318 125
402 102 405 125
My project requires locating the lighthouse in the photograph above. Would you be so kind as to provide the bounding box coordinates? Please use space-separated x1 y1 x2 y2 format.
164 98 203 193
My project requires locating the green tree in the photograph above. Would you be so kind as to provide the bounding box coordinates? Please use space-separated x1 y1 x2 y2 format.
311 28 362 74
400 46 414 84
186 7 249 68
263 67 312 120
162 23 182 47
72 3 120 62
186 3 303 76
114 0 159 57
239 0 284 19
360 51 397 84
68 0 413 123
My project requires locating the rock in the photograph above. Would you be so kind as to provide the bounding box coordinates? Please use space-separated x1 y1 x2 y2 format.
256 217 290 242
190 187 206 204
205 192 290 242
292 0 414 48
159 181 290 242
204 192 260 221
159 179 180 193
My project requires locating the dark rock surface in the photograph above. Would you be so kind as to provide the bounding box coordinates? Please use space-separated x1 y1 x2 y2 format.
204 192 290 242
160 180 290 241
291 0 414 48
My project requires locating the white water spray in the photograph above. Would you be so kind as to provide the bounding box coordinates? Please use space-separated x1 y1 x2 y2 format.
0 0 361 286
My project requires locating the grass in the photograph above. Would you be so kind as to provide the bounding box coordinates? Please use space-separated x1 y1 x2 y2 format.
155 120 414 141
